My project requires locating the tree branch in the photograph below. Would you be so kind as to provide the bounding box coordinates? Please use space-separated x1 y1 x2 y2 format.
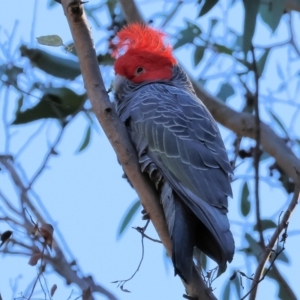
0 156 118 300
190 80 300 184
59 0 215 299
286 0 300 12
247 169 300 300
251 46 264 248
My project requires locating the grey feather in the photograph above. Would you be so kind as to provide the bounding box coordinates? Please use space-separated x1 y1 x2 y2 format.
115 65 234 283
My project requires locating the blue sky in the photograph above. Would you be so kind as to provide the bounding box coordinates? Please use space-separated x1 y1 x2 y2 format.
0 1 300 300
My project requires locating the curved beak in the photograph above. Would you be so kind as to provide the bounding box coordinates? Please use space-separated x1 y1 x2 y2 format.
113 74 126 92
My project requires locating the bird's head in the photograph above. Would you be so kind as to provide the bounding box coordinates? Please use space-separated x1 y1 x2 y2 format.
111 23 177 84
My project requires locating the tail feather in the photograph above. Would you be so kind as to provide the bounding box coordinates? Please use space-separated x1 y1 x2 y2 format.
160 181 234 283
172 199 195 283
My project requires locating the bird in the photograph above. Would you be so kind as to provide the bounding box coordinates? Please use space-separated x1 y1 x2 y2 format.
111 23 234 283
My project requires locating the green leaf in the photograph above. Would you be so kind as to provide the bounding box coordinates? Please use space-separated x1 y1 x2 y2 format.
209 18 218 33
278 286 291 300
16 95 24 115
198 0 218 17
266 268 291 299
77 126 91 153
254 219 277 231
222 280 231 300
173 21 202 49
259 0 286 33
0 65 23 83
232 275 242 298
201 253 207 270
20 45 81 80
269 110 289 138
12 87 85 125
245 233 261 258
193 46 205 67
48 0 58 7
231 31 243 51
242 0 260 54
117 199 141 238
36 35 64 47
213 43 233 55
97 53 114 66
260 151 271 161
270 246 290 264
216 83 234 102
257 49 270 77
0 64 6 77
240 182 250 217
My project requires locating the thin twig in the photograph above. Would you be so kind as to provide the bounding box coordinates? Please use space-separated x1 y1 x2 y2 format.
245 168 300 300
27 125 65 189
0 190 20 215
1 156 118 300
288 12 300 56
112 220 150 292
15 121 47 159
250 45 264 248
133 226 162 243
160 0 183 28
30 0 38 45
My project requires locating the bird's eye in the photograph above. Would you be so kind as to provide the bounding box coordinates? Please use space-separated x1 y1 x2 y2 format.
136 67 144 74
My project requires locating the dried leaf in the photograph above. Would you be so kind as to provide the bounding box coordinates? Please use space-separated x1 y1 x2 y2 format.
50 284 57 297
82 287 92 300
40 223 54 249
0 230 13 247
28 252 43 266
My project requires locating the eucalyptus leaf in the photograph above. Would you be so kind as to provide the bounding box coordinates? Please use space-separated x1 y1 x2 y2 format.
259 0 286 33
245 233 261 258
257 49 270 77
198 0 218 17
260 151 271 161
254 219 277 231
222 280 231 300
117 199 141 238
97 53 114 66
242 0 260 54
216 83 234 102
213 43 233 55
76 126 92 153
12 87 85 125
173 21 202 49
269 110 289 138
20 45 81 80
193 46 205 67
232 275 242 298
36 35 64 47
240 182 250 217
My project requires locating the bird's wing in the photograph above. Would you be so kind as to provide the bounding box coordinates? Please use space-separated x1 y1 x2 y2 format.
122 83 234 267
127 83 232 200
